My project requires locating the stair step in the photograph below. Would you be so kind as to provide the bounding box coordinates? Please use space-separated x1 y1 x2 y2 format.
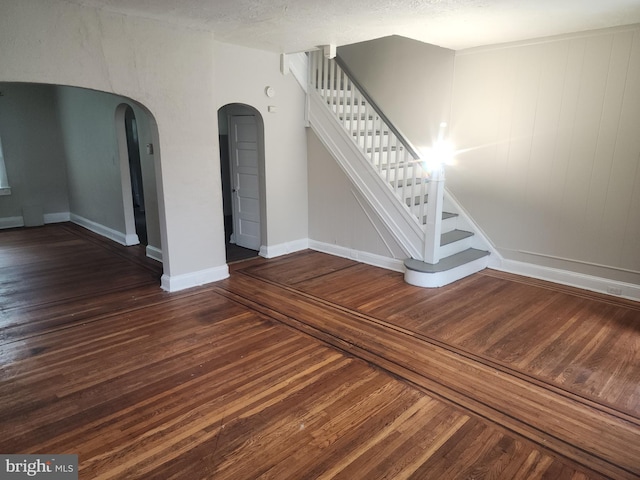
329 98 365 106
353 130 389 137
441 229 473 246
394 177 425 188
406 194 428 207
339 114 375 121
366 145 403 154
379 161 414 170
404 248 490 274
418 211 458 225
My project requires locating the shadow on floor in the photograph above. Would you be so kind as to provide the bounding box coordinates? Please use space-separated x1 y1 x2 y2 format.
226 242 259 263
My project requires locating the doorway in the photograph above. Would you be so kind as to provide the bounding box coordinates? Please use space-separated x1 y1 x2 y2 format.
218 104 265 263
124 106 147 245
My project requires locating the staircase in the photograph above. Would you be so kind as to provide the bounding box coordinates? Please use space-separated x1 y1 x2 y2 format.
305 50 491 287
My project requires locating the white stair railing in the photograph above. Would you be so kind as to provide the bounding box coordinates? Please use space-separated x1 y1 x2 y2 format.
308 50 443 263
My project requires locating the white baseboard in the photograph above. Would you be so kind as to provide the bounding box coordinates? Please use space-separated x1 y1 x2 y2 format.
309 240 639 301
259 238 309 259
146 245 163 263
0 216 24 229
161 264 229 292
309 240 405 273
493 259 640 302
70 214 138 246
0 212 71 229
44 212 71 224
124 233 140 246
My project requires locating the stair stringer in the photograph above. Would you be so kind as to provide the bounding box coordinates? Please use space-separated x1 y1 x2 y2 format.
308 90 425 260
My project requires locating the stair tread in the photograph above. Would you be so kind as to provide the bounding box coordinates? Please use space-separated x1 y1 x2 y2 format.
394 177 425 188
441 229 473 246
404 248 490 273
419 211 457 224
353 130 389 136
366 145 403 153
381 161 416 170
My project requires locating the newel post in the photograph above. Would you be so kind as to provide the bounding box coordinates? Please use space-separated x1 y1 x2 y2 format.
423 164 445 264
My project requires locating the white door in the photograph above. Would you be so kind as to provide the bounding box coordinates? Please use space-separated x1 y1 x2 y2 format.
229 115 261 250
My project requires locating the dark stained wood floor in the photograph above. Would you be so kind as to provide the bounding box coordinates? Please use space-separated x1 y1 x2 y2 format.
1 223 638 479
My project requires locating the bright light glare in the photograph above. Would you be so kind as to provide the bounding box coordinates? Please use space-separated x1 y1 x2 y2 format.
421 139 455 172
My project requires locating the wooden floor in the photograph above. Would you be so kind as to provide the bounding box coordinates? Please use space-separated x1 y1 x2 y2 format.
1 224 639 479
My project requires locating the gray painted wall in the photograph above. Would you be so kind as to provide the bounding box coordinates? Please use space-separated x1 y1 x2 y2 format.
0 83 70 223
338 35 456 150
0 82 161 251
54 86 161 250
451 25 640 284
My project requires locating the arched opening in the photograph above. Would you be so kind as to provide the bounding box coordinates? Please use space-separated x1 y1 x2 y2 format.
125 106 147 245
218 104 266 263
115 103 149 247
0 82 163 267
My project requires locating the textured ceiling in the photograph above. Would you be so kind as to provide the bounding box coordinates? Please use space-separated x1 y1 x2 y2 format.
63 0 640 52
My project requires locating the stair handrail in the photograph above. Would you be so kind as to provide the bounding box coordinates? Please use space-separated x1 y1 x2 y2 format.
333 55 421 161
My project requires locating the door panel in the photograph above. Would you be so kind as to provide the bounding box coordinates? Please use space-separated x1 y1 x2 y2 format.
229 115 261 250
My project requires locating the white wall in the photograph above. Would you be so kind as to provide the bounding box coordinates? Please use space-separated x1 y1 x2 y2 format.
0 0 226 289
307 129 407 262
214 42 309 252
0 83 69 226
450 25 640 285
338 35 456 149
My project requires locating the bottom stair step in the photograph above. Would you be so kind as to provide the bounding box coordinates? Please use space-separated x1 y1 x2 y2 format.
405 248 490 274
404 248 490 288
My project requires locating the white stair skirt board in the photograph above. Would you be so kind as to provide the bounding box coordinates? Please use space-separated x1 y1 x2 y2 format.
259 239 310 259
492 260 640 302
161 265 229 293
405 249 491 288
146 245 163 263
309 240 405 273
71 214 139 246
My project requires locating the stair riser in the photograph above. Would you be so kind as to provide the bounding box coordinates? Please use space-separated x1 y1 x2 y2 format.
440 215 458 234
440 234 474 258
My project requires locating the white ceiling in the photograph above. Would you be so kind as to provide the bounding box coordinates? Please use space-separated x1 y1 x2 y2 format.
64 0 640 52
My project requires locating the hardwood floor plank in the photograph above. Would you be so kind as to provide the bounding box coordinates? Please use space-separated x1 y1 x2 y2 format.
217 271 640 479
246 252 640 418
0 227 635 479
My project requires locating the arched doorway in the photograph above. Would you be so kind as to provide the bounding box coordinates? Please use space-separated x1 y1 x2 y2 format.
123 105 147 245
218 104 266 263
